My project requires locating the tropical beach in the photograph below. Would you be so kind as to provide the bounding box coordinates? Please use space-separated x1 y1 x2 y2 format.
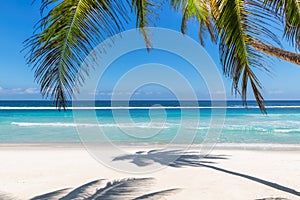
0 101 300 199
1 0 300 200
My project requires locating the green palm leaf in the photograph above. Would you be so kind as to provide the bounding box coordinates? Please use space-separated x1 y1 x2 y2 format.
264 0 300 50
216 0 282 113
24 0 128 109
25 0 299 113
170 0 217 46
131 0 163 49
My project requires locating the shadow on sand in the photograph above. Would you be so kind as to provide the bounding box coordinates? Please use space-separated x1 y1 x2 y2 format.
113 149 300 198
29 178 180 200
1 150 298 200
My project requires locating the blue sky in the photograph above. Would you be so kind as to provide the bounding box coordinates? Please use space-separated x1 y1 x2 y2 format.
0 1 300 100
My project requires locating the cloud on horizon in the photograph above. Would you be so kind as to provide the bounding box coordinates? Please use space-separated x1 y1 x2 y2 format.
0 86 39 95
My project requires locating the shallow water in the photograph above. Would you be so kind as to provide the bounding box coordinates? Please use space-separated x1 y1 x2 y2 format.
0 100 300 145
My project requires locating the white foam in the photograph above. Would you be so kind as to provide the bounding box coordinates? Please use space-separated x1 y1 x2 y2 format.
11 122 174 129
212 143 300 150
11 122 95 127
273 129 300 133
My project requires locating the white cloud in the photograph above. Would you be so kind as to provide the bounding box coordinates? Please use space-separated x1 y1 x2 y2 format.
24 88 39 94
211 90 226 95
268 90 284 94
0 87 39 95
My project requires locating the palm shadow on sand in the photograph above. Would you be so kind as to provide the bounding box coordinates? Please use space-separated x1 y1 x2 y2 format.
113 149 228 167
29 178 180 200
1 150 298 200
113 149 300 198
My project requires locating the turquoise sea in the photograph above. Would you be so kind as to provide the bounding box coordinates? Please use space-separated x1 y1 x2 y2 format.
0 100 300 145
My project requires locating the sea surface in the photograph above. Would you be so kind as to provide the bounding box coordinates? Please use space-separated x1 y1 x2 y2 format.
0 100 300 145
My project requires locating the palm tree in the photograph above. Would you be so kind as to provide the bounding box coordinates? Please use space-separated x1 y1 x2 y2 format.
25 0 300 113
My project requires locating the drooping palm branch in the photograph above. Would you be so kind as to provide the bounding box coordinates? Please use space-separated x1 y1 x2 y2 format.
172 0 283 112
131 0 163 49
264 0 300 50
25 0 129 109
216 0 283 113
170 0 216 45
25 0 300 112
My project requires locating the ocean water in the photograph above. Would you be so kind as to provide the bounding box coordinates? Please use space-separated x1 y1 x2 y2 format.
0 100 300 145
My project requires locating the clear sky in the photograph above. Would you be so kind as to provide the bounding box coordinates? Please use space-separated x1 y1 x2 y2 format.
0 1 300 101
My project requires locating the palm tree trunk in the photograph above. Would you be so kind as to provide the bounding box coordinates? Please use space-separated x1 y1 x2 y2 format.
248 40 300 66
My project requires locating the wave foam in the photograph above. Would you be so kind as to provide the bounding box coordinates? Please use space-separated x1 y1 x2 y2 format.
273 129 300 133
11 122 174 129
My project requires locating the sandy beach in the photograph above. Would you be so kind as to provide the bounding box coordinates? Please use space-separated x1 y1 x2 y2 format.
0 144 299 200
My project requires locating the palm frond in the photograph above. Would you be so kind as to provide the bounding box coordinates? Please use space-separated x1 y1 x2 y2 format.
208 0 220 19
131 0 163 49
216 0 281 113
24 0 129 109
264 0 300 50
170 0 217 46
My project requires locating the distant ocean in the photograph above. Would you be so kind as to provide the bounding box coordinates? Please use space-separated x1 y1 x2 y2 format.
0 100 300 145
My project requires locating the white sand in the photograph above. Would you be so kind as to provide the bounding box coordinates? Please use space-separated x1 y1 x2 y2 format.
0 145 299 200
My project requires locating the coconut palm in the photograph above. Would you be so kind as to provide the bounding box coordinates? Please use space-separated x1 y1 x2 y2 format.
25 0 300 112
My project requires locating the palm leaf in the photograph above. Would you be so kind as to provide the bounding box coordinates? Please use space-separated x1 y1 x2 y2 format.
216 0 281 113
264 0 300 50
208 0 220 19
170 0 217 46
25 0 297 113
131 0 163 49
24 0 129 110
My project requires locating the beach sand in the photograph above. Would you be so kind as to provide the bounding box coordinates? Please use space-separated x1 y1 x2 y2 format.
0 144 299 200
